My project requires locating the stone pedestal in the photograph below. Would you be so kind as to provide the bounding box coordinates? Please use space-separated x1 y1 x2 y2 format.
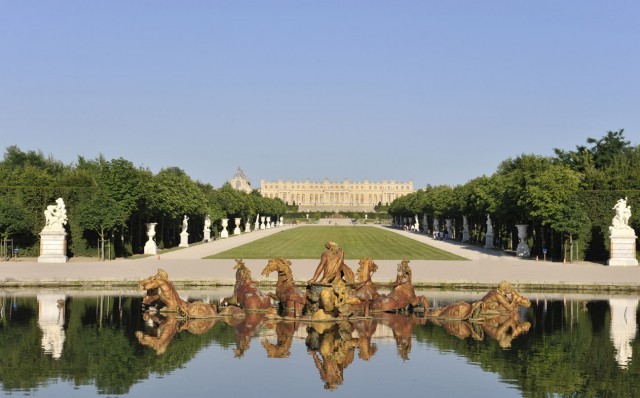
278 216 283 227
144 223 158 255
608 234 638 266
245 221 251 233
484 232 495 249
515 224 530 257
38 231 68 263
179 231 189 248
220 218 229 239
266 217 271 229
445 219 453 239
234 218 242 235
203 229 211 242
260 216 266 230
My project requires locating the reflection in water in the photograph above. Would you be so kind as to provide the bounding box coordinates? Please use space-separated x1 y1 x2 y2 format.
2 292 640 397
136 313 198 355
427 313 531 348
262 320 297 358
306 321 358 390
609 298 638 368
37 294 66 359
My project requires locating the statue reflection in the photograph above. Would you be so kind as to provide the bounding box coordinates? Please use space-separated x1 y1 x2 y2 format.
222 312 265 358
306 322 358 390
426 313 531 348
379 313 423 360
609 298 638 369
262 320 298 358
136 313 184 355
38 294 66 359
135 313 217 355
352 318 378 361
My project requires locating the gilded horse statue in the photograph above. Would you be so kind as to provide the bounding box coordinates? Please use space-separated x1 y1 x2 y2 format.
372 260 428 313
261 258 307 318
353 257 380 316
221 259 272 311
138 269 217 318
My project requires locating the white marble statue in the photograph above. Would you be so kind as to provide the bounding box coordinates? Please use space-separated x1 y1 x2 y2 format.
462 215 470 242
433 218 440 238
414 214 420 232
611 197 633 233
203 215 212 242
182 215 189 233
43 198 67 232
179 216 189 248
144 223 158 255
486 214 494 235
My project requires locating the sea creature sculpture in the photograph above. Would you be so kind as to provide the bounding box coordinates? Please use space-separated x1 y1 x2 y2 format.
138 269 217 318
372 260 428 313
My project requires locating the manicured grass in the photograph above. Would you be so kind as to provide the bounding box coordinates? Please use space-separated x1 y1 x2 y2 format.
206 226 465 260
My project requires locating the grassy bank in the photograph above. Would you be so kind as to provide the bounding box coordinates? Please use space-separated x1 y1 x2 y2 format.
206 226 466 260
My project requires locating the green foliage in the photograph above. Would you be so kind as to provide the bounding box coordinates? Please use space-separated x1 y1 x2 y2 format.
0 148 287 257
388 131 640 261
0 196 33 240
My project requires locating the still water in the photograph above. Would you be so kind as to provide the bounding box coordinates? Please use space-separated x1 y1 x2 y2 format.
0 289 637 398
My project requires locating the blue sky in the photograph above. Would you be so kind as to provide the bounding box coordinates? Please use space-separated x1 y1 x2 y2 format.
1 1 638 188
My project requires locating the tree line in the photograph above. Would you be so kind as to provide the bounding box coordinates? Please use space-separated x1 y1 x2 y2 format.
0 147 287 258
388 130 640 261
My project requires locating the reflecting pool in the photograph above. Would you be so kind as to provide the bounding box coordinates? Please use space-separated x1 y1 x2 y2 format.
0 289 638 397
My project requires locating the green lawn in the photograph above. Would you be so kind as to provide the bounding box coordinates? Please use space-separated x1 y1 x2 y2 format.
206 226 466 260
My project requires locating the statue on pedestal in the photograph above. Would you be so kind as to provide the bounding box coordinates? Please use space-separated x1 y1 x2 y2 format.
484 214 495 249
144 223 158 255
608 197 638 266
203 215 211 242
39 198 69 263
462 215 470 242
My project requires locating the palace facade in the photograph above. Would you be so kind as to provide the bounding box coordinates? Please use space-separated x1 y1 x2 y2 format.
229 167 252 193
259 178 414 212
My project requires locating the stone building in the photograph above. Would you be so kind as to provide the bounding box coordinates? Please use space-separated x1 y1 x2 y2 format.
229 167 252 193
259 178 414 212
